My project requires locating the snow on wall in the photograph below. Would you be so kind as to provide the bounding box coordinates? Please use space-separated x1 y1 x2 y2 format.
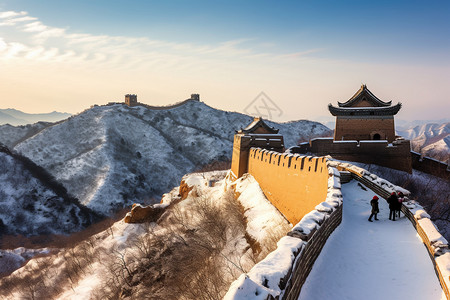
225 159 450 300
224 163 343 299
402 199 450 299
247 149 329 225
328 160 410 196
332 160 450 300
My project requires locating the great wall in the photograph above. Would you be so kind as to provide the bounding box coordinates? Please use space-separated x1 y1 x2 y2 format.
225 125 449 299
120 87 449 298
124 93 201 110
224 85 450 299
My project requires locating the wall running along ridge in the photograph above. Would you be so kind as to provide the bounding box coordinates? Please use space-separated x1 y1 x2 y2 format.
247 148 329 225
411 151 450 180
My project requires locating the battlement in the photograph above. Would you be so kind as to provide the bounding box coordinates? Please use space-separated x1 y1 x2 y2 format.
247 149 329 224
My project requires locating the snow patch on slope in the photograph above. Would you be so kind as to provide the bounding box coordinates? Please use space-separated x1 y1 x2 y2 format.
12 102 331 216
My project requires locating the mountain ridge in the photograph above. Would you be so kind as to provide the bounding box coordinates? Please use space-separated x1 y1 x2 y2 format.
7 101 331 216
397 122 450 161
0 108 71 126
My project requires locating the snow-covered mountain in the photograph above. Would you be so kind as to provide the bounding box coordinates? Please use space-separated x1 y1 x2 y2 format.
397 122 450 161
0 145 97 236
0 122 53 148
8 101 331 215
0 171 290 298
396 118 450 131
0 109 71 126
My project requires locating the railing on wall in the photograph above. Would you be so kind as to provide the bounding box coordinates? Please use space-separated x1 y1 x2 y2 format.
226 160 449 300
340 164 450 300
282 205 343 300
401 206 450 299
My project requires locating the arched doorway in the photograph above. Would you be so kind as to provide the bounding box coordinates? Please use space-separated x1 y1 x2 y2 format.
373 133 381 140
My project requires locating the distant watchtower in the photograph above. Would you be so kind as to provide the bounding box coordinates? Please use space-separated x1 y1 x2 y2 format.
190 94 200 101
125 94 138 107
328 85 401 143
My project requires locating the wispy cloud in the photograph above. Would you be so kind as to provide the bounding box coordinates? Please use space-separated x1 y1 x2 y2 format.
0 10 27 19
0 10 319 72
0 11 36 26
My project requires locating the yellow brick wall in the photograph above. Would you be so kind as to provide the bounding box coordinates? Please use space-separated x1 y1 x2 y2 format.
248 148 329 224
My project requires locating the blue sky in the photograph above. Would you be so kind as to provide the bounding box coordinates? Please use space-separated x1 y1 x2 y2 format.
0 0 449 121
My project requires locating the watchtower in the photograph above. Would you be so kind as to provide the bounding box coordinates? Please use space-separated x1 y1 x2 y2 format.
231 117 284 179
328 85 401 142
125 94 138 107
190 94 200 101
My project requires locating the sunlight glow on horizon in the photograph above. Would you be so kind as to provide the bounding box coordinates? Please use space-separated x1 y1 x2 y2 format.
0 3 449 122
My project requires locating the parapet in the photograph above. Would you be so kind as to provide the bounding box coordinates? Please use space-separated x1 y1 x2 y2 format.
295 138 412 173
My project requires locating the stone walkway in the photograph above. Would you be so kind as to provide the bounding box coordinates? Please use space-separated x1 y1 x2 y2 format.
298 180 444 300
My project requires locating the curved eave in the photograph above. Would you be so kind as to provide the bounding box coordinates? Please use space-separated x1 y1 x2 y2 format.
239 119 279 134
338 85 392 107
240 128 279 134
328 103 402 116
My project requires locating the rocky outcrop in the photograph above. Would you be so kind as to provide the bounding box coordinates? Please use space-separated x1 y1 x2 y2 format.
179 180 194 200
124 204 166 223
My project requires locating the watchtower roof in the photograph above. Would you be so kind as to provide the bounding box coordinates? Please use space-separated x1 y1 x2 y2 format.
328 103 402 116
238 117 279 134
338 84 392 107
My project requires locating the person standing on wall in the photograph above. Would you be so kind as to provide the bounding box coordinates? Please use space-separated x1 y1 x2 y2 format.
388 192 398 221
368 195 379 222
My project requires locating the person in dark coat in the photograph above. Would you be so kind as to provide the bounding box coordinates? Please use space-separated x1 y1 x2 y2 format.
396 192 405 218
368 195 379 222
387 192 398 221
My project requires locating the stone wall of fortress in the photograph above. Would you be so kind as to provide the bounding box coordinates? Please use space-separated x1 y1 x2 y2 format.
247 148 329 224
334 116 396 142
297 138 412 173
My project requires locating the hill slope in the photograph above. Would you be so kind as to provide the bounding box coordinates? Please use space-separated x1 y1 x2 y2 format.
0 122 54 148
0 145 97 236
0 171 290 299
12 101 331 215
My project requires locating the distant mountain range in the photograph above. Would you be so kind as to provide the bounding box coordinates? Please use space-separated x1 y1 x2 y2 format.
0 101 448 238
0 101 332 217
0 108 71 126
397 122 450 162
314 115 449 162
315 115 450 132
